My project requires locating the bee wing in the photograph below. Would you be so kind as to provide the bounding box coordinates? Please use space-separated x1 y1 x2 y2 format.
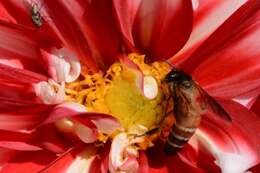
195 83 232 122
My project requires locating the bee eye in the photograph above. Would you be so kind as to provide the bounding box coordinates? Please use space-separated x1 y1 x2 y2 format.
181 81 192 88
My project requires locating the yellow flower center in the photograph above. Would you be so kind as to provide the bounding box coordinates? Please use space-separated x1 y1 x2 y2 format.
64 54 172 146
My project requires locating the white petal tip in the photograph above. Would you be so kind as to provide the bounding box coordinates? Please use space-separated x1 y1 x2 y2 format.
143 75 158 100
74 123 97 143
215 152 256 173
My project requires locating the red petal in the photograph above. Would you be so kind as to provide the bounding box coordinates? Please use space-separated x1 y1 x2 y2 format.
0 130 42 151
0 150 57 173
171 0 250 64
0 63 47 84
0 20 59 73
251 96 260 116
0 3 16 23
43 0 121 71
37 124 70 154
113 0 193 60
137 151 149 173
0 1 60 38
80 0 121 70
0 148 17 168
42 0 102 71
0 105 52 132
191 9 260 99
112 0 142 52
145 142 203 173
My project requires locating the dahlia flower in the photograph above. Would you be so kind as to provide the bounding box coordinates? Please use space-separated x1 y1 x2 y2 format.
0 0 259 173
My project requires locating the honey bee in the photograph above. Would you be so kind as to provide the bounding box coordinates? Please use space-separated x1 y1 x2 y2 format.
163 69 232 155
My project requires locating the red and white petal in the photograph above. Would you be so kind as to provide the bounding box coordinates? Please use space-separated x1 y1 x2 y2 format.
40 48 81 83
193 128 257 173
39 144 99 173
171 0 250 64
175 0 259 73
113 0 193 60
190 103 260 173
34 80 65 105
190 9 260 100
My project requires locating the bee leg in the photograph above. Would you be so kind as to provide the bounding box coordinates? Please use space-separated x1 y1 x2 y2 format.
164 142 180 155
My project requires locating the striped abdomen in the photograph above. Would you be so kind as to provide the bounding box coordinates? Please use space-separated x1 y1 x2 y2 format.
164 121 200 155
164 84 203 155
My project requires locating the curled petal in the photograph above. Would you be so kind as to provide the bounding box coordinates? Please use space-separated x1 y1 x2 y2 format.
143 75 158 100
120 55 158 100
42 102 86 124
42 102 121 136
109 133 139 173
34 79 65 104
40 48 81 83
73 117 98 144
85 114 121 134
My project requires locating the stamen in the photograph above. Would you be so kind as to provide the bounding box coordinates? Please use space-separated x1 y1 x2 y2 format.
64 53 172 148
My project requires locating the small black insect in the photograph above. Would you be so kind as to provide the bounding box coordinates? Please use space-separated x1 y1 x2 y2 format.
31 2 43 27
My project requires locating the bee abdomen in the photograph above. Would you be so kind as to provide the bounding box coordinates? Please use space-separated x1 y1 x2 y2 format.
164 123 196 155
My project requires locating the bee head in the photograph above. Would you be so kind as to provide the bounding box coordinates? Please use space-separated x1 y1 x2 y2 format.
164 69 193 90
165 69 191 82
